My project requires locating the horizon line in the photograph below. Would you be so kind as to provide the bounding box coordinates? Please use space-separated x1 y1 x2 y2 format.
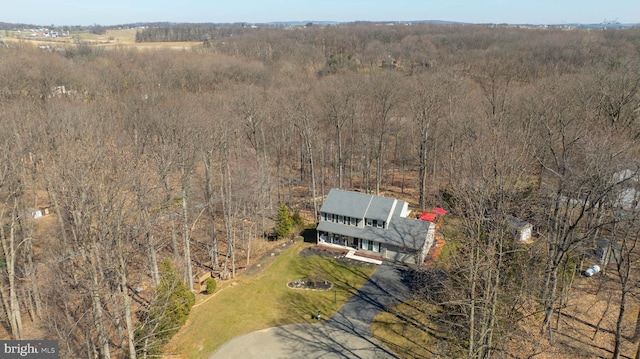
2 19 640 28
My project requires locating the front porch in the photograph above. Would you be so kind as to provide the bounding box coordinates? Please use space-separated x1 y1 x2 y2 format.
316 241 383 265
318 231 382 253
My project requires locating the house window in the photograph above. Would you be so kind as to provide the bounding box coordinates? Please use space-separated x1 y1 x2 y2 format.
372 241 379 252
377 221 383 228
361 239 369 250
368 240 374 251
366 218 372 226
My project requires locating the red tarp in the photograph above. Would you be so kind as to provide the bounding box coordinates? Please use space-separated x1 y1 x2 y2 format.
432 207 447 215
419 212 437 222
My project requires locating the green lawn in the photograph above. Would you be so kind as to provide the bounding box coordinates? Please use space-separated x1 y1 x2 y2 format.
437 217 463 268
370 216 464 358
372 301 451 359
163 241 376 359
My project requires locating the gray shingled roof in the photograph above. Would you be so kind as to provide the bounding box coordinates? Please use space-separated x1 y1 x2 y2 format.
319 189 397 221
318 189 433 250
367 196 397 222
316 213 431 250
319 189 373 219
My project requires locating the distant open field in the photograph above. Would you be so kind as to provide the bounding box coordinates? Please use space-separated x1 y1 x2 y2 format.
3 28 202 49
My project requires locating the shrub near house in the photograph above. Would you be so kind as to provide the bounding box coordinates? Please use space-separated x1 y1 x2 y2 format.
206 278 217 294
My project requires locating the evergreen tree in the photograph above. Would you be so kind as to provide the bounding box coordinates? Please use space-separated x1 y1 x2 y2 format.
206 278 217 294
275 203 294 239
135 259 195 357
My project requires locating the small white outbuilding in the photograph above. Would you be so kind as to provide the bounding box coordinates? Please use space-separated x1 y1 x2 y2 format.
507 217 533 242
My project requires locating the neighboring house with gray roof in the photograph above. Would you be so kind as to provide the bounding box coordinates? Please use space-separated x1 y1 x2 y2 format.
612 169 640 211
316 189 435 264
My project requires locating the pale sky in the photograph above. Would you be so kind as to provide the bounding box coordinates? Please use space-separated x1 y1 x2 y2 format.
3 0 639 26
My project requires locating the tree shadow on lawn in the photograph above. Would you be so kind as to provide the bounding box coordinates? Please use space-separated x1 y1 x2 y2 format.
270 257 420 358
273 256 370 324
370 315 442 359
271 289 399 358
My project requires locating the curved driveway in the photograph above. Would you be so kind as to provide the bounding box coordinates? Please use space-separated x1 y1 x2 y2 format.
211 262 411 359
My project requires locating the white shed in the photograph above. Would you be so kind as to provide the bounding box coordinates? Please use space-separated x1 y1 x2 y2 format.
507 217 533 242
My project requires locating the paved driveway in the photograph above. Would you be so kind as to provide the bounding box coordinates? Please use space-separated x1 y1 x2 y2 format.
210 262 411 359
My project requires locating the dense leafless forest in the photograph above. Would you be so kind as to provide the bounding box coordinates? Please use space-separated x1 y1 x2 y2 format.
1 23 640 358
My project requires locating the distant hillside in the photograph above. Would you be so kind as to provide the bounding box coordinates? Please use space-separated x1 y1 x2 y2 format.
0 21 40 30
0 19 637 34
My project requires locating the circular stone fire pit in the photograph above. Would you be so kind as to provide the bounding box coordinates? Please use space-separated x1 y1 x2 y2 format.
287 279 333 291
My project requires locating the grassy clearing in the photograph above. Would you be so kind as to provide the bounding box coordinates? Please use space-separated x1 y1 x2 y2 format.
163 241 376 359
437 216 463 267
371 301 446 359
3 28 201 49
436 239 459 267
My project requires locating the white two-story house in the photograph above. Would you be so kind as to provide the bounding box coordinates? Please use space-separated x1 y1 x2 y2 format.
316 189 436 265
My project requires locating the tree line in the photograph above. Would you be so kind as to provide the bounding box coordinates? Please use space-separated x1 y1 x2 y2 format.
134 24 245 43
0 23 639 358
